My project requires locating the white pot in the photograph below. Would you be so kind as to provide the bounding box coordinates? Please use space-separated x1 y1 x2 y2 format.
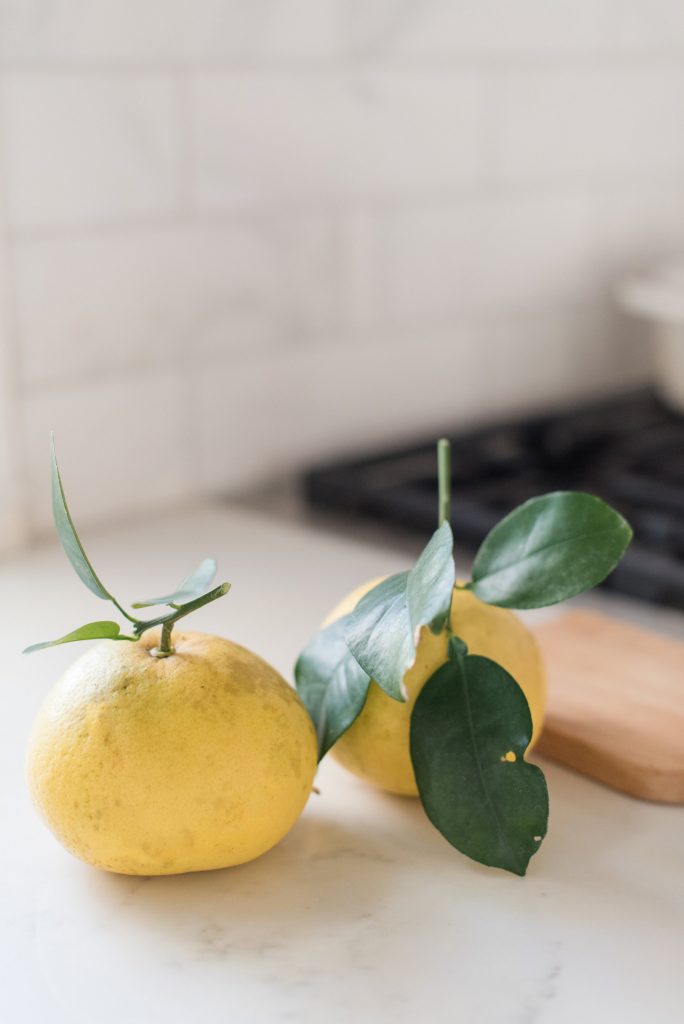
618 262 684 413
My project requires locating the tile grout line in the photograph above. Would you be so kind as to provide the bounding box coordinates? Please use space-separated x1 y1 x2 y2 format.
7 172 684 247
173 69 196 220
170 67 202 494
3 50 684 74
0 71 35 548
19 299 619 395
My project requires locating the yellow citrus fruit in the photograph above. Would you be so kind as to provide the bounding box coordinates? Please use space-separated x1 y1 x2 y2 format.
325 581 546 796
27 630 317 875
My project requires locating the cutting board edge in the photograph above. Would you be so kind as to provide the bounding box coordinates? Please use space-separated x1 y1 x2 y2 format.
534 610 684 805
536 726 684 804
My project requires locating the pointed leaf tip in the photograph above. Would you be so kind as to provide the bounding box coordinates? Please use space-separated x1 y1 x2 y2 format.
131 557 218 608
471 491 632 609
295 615 371 760
23 620 128 654
50 439 112 601
411 653 548 875
345 521 455 700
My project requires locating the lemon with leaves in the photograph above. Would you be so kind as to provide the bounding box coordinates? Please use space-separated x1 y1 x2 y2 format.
26 441 317 875
296 439 632 875
323 583 546 796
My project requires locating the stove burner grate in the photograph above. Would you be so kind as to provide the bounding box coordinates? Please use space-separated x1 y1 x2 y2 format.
303 391 684 610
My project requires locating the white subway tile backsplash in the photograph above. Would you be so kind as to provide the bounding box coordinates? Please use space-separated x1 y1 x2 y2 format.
188 0 338 60
608 0 684 51
22 369 191 532
268 215 345 339
2 0 684 546
14 218 340 385
0 239 29 551
472 307 650 409
497 68 684 181
3 74 178 228
193 71 484 209
297 332 487 455
4 0 684 66
0 1 338 63
195 350 312 493
195 331 480 493
382 194 597 323
342 210 384 327
342 0 605 58
195 305 639 495
592 186 684 280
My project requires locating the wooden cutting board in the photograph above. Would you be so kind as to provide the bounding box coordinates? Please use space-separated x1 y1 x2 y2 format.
533 611 684 803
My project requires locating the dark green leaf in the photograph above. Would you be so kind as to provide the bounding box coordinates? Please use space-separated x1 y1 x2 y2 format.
131 557 218 608
51 436 112 600
471 491 632 609
345 522 455 701
295 615 371 760
23 620 130 654
411 638 548 876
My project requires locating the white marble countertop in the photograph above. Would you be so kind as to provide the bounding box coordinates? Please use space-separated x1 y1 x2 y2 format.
2 504 683 1024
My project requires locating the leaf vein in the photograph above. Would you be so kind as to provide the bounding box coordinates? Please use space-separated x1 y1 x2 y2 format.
460 658 520 873
476 526 625 580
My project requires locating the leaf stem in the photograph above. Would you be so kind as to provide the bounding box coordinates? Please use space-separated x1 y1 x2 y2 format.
436 437 457 633
437 437 451 528
139 582 231 658
38 440 232 658
111 597 142 625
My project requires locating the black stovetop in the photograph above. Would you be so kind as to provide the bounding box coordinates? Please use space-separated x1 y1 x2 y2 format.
303 391 684 611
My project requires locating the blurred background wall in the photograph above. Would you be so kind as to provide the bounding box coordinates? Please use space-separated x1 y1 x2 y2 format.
1 1 684 548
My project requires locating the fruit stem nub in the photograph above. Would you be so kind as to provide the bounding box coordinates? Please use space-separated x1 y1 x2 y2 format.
437 438 451 528
155 621 175 658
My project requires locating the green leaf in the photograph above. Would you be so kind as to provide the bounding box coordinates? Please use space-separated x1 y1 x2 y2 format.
23 620 129 654
131 557 218 608
471 491 632 609
295 615 371 760
51 436 112 601
345 521 455 701
410 638 548 876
